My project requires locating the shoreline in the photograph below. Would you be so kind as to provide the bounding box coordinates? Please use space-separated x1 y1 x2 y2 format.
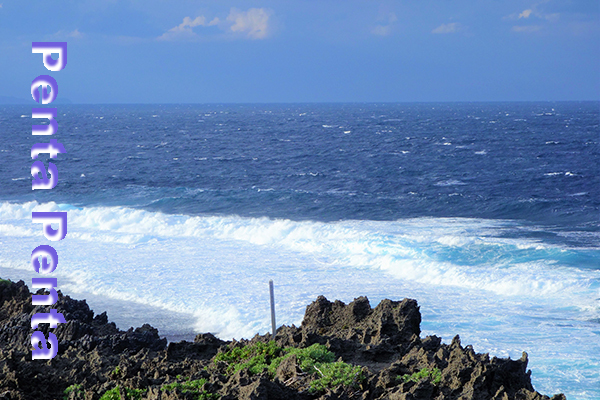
0 278 565 400
0 267 200 343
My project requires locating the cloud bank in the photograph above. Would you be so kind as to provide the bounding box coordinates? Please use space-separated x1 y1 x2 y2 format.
159 8 273 41
506 2 560 33
227 8 272 39
432 22 461 34
519 9 533 19
158 16 220 41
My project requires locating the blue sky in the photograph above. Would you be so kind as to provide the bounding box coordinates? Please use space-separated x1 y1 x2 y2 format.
1 0 598 103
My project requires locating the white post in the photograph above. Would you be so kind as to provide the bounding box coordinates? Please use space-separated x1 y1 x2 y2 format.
269 280 276 341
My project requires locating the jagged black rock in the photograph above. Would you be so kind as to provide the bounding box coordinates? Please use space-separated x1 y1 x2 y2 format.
0 279 565 400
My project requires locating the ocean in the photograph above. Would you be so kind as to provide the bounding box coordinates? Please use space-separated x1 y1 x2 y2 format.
0 102 598 398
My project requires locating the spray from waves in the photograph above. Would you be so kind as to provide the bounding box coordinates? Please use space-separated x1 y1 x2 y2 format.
0 255 257 339
2 201 598 311
66 278 257 339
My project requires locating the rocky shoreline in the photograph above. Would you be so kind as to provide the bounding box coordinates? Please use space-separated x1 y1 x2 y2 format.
0 278 565 400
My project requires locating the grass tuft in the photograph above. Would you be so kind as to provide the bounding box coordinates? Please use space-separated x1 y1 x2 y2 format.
214 341 363 393
161 377 219 400
99 386 146 400
63 384 83 400
309 361 364 393
400 367 442 385
214 340 283 375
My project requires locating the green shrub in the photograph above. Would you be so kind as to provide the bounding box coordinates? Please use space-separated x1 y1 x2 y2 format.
286 343 336 371
309 361 364 393
99 386 146 400
213 341 362 394
63 384 83 400
99 387 119 400
267 343 336 375
215 341 337 377
214 341 283 375
161 378 219 400
400 367 442 385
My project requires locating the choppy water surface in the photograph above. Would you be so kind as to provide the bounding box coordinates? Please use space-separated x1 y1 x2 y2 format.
0 103 598 398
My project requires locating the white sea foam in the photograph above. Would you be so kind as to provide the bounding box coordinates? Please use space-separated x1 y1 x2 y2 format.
1 201 598 397
434 179 466 186
2 201 596 303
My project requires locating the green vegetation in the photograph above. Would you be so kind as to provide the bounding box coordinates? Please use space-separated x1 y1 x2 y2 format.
214 340 282 375
99 386 146 400
278 343 336 372
214 341 363 393
399 367 442 385
0 278 11 285
63 384 83 400
111 366 121 377
309 361 364 393
99 388 119 400
214 341 336 376
161 377 219 400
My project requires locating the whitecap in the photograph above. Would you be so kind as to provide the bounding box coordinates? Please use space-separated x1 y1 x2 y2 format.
435 179 466 186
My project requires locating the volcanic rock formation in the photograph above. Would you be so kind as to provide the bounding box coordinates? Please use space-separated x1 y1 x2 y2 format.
0 279 565 400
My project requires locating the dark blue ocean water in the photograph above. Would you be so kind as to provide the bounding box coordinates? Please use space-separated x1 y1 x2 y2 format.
2 102 599 244
0 102 599 398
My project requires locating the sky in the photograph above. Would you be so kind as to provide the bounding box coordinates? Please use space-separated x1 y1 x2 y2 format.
0 0 598 103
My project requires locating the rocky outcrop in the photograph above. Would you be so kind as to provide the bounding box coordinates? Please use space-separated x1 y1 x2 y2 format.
0 279 565 400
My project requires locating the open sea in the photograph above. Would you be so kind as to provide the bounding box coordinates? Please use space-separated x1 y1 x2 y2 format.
0 102 598 398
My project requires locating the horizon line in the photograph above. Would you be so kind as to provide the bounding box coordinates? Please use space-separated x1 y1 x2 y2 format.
1 99 599 106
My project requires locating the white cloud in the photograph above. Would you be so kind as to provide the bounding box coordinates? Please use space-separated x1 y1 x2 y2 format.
372 12 397 36
158 15 220 41
432 22 461 34
506 2 560 23
512 25 542 33
159 8 273 41
67 29 83 38
226 8 272 39
519 9 533 19
50 29 84 39
509 3 559 32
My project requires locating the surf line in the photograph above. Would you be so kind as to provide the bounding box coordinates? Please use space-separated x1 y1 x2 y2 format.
29 42 68 360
